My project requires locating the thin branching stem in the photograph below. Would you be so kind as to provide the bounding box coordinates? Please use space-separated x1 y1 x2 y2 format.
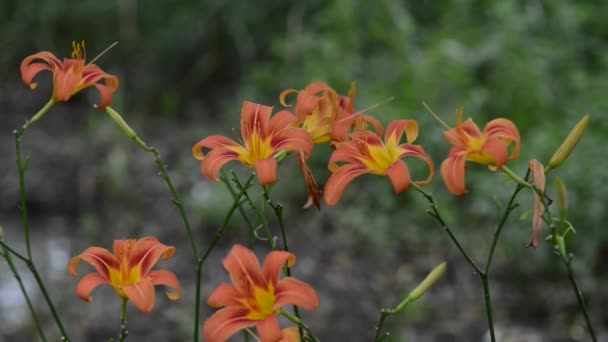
118 298 128 342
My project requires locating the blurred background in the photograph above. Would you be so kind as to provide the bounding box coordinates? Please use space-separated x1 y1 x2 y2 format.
1 0 607 341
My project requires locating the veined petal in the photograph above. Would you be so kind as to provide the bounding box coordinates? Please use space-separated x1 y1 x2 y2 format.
256 315 282 342
385 160 411 194
295 90 321 115
459 118 483 138
53 69 81 101
323 164 368 206
207 283 243 308
385 120 418 145
20 51 62 88
69 246 119 279
528 159 546 248
223 245 266 294
75 273 109 302
262 251 296 286
304 81 333 94
328 142 363 166
148 270 181 300
297 151 321 209
241 101 273 141
271 127 314 157
399 144 435 186
203 307 255 342
93 83 116 110
254 158 278 185
268 110 298 135
274 277 319 311
123 278 156 312
484 118 521 160
201 149 241 182
129 237 175 276
441 153 468 195
192 135 242 160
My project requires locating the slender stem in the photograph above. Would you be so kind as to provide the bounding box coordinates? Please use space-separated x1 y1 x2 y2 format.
564 259 596 341
480 274 496 342
118 298 128 342
219 170 256 237
1 249 47 341
0 240 29 263
374 309 394 342
231 173 275 247
14 98 70 340
280 310 319 342
410 183 482 274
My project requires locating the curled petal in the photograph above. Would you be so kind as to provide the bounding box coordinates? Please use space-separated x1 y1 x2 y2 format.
262 251 296 285
528 159 546 248
223 245 266 293
192 135 242 160
304 82 333 94
123 278 156 313
295 90 321 115
484 118 521 160
256 316 283 342
386 160 411 194
480 137 509 168
201 149 241 182
129 237 176 276
254 158 278 185
361 114 384 137
324 164 368 206
148 270 181 300
400 144 435 186
441 153 467 195
69 247 118 279
385 120 418 145
458 118 483 139
203 307 255 342
279 89 298 107
75 273 109 302
20 51 62 88
275 277 319 311
271 128 314 158
207 283 243 308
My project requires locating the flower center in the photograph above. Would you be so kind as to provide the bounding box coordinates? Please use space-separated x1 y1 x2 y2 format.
362 143 400 175
243 132 274 165
245 285 276 320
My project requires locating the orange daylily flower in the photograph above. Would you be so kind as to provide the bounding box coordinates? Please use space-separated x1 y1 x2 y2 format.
68 237 181 313
21 41 119 109
528 159 546 248
441 107 520 195
192 101 314 186
333 81 384 144
203 245 319 342
324 120 434 206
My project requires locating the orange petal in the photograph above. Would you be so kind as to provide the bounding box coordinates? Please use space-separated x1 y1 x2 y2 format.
274 277 319 311
268 110 298 135
93 81 117 110
279 89 298 108
296 151 321 209
52 69 81 101
262 250 296 285
75 273 108 302
323 164 368 206
203 307 255 342
386 160 411 194
271 127 314 158
129 237 175 276
256 315 282 342
385 120 418 144
241 101 273 141
480 137 509 167
399 144 435 186
148 270 181 300
192 135 242 161
207 283 242 308
295 90 321 115
528 159 546 248
69 246 119 279
123 278 156 313
254 158 278 185
223 245 266 293
20 51 62 88
484 118 521 160
280 327 304 342
361 114 384 137
202 149 241 182
441 154 467 195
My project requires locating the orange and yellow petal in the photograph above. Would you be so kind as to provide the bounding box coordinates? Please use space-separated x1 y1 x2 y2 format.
68 246 119 279
384 120 418 145
203 307 255 342
122 278 156 313
271 127 314 158
75 273 109 302
274 277 319 311
223 245 266 293
241 101 273 141
477 137 509 167
20 51 62 89
201 149 241 182
262 251 296 285
484 118 520 160
323 164 368 206
441 153 467 195
129 237 176 276
192 135 243 160
267 110 298 135
148 270 181 300
399 144 435 186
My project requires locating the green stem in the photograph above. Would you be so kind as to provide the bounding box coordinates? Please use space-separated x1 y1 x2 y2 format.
280 310 319 342
262 185 303 337
231 173 275 247
374 309 394 342
14 98 70 341
0 240 29 263
1 248 47 341
564 259 596 341
219 170 256 241
480 274 496 342
118 298 128 342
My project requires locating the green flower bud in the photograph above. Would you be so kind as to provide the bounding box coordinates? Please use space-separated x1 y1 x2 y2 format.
555 178 568 220
106 106 137 139
406 262 447 302
546 115 589 173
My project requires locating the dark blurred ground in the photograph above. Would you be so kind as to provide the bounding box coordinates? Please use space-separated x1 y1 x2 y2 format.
1 0 608 341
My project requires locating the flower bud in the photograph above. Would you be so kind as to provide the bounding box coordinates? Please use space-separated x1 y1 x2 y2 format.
106 106 137 139
406 262 447 302
546 115 589 172
555 178 568 220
